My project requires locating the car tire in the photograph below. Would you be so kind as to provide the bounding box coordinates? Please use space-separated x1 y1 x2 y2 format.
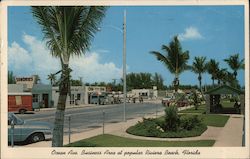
29 133 45 143
19 109 26 114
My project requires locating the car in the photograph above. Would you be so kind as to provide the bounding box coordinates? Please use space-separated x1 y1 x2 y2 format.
162 97 174 106
8 113 53 144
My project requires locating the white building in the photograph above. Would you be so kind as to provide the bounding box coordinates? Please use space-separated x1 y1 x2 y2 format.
52 86 85 107
131 87 158 99
84 86 106 104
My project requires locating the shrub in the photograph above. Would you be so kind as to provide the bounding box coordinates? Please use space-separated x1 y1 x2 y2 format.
180 115 203 130
126 118 162 137
164 106 180 131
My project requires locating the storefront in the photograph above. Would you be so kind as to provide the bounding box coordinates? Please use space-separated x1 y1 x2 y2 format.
52 86 85 107
32 84 52 109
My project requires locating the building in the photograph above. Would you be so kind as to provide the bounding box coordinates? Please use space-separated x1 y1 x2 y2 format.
131 87 158 99
8 83 53 109
85 86 106 104
32 84 52 109
52 86 86 107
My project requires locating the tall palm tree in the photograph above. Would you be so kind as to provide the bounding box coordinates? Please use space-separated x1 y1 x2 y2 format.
47 73 57 86
206 59 219 87
150 36 190 92
224 53 244 79
191 56 207 93
31 6 106 147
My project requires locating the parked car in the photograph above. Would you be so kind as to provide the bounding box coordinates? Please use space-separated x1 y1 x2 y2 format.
162 97 174 106
8 113 53 144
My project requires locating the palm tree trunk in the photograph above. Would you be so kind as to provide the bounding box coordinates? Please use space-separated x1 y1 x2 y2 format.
52 64 70 147
212 77 215 87
198 74 202 93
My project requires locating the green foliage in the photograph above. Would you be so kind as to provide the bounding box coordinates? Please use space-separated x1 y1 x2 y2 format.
180 115 203 131
70 79 83 86
207 59 219 85
126 118 162 137
179 104 206 114
224 53 244 79
127 116 207 138
8 71 16 84
47 73 57 86
192 56 207 91
191 90 199 110
150 36 190 91
164 106 180 131
126 72 165 90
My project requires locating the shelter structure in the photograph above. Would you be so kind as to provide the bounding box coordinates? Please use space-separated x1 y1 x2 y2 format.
204 84 244 114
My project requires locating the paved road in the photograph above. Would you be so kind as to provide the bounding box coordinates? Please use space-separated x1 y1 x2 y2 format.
16 102 165 134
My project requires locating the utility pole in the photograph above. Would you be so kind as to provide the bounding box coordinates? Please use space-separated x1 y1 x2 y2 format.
123 10 127 122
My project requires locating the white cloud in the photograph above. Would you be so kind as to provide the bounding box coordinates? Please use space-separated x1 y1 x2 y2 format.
8 34 122 84
8 42 33 71
178 26 203 41
70 53 122 83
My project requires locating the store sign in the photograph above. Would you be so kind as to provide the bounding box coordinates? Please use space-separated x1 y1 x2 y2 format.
16 77 34 82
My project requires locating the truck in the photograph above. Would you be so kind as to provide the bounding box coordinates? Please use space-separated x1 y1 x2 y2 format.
8 92 33 114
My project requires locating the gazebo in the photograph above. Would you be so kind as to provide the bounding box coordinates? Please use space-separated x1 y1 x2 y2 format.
204 84 245 114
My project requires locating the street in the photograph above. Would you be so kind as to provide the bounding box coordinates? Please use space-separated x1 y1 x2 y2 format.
16 102 165 134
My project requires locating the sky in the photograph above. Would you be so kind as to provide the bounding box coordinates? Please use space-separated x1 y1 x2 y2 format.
8 6 245 87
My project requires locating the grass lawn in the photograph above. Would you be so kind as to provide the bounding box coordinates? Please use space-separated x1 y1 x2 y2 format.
202 114 230 127
178 105 230 127
65 134 215 147
179 104 206 114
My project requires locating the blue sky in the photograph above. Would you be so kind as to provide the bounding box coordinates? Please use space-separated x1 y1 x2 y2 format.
8 6 245 86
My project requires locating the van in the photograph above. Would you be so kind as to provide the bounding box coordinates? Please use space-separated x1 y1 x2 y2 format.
8 92 33 114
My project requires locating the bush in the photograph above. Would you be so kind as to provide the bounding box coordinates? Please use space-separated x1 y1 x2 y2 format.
126 116 207 138
180 115 203 130
126 118 163 137
164 106 180 131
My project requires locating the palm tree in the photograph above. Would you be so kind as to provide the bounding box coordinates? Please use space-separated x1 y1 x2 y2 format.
31 6 106 147
150 36 190 92
206 59 219 87
224 53 244 79
34 75 41 84
191 56 207 93
215 68 227 85
47 73 57 86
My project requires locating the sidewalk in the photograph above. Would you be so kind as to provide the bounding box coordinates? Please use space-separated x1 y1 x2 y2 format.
24 107 244 147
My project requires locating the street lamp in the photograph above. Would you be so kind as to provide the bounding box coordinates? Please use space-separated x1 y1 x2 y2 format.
98 10 127 122
122 10 127 122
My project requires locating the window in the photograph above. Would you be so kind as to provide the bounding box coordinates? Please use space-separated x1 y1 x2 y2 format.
33 94 39 102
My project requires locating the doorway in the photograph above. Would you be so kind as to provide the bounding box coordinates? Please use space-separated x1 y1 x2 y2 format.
42 94 49 108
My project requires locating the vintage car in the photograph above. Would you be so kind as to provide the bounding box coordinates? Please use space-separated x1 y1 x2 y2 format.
8 113 53 144
162 97 174 106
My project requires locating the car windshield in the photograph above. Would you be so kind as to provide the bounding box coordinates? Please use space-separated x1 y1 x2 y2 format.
8 113 24 125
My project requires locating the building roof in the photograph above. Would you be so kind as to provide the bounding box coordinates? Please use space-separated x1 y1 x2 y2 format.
8 84 29 92
204 84 244 95
32 84 52 91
